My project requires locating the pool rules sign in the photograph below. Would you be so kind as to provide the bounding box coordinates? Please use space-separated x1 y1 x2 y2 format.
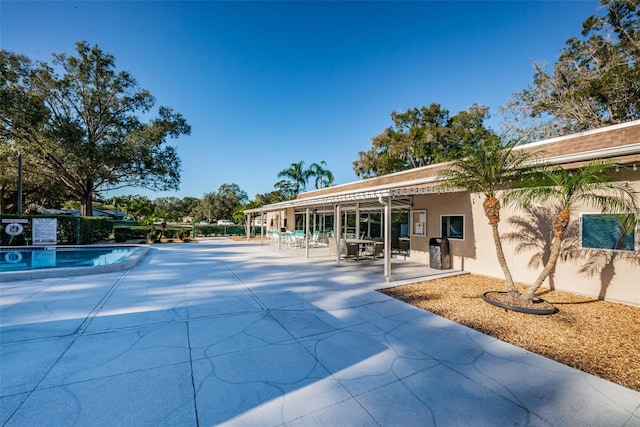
32 218 57 245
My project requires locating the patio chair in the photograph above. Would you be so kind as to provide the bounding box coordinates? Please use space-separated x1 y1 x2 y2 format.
310 231 320 246
391 237 400 255
327 237 336 256
398 239 410 260
340 238 359 261
371 242 384 259
294 230 306 247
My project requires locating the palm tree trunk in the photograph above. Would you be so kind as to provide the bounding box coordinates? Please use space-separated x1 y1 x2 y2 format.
521 236 563 301
521 206 570 302
484 196 518 295
491 223 518 295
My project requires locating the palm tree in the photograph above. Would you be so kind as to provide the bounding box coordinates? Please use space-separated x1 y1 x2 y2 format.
309 160 334 189
439 134 540 296
505 160 639 302
503 205 580 290
277 161 312 196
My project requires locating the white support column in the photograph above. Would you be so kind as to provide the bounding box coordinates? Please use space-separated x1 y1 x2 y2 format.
246 214 251 241
313 209 317 233
356 202 361 239
384 196 392 281
344 210 349 237
335 204 341 265
278 212 282 250
260 212 264 244
305 207 310 258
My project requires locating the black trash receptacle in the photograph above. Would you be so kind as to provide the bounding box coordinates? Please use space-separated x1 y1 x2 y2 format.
429 237 450 269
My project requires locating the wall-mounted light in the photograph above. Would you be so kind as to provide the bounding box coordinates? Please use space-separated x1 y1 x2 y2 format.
634 164 638 171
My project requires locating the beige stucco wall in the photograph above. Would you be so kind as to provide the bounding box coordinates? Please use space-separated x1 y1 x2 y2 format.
411 173 640 307
259 208 296 233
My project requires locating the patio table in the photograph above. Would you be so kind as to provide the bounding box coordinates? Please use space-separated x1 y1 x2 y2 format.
345 239 377 260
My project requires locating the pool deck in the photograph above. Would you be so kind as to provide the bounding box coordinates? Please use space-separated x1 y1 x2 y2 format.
2 238 639 426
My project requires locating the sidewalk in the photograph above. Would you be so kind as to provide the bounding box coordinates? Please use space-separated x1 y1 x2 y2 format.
2 239 639 426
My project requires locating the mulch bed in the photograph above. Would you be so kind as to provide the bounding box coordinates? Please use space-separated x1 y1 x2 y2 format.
380 274 640 392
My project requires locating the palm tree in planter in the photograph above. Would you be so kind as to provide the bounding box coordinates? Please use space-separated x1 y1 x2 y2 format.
439 134 541 297
504 160 639 303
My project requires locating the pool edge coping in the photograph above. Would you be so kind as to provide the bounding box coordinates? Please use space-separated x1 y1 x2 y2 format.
0 245 151 282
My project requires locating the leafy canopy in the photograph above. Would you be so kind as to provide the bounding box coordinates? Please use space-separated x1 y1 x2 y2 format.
353 103 493 178
0 42 190 215
503 0 640 141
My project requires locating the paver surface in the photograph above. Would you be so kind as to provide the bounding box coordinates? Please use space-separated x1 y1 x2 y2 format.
2 239 639 426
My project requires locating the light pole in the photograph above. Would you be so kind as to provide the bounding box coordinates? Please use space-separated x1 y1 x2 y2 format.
17 152 22 214
9 142 23 214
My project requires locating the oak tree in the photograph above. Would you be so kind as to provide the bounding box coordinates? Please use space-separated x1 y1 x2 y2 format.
503 0 640 141
1 42 190 215
353 104 493 178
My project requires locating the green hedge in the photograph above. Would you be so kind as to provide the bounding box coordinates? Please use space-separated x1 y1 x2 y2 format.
112 226 150 240
112 225 193 241
0 214 113 245
79 217 112 244
195 225 245 237
1 215 257 245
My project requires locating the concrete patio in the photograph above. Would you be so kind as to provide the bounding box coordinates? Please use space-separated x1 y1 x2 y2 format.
2 238 639 426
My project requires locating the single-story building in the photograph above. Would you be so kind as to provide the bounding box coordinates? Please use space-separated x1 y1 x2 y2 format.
246 120 640 307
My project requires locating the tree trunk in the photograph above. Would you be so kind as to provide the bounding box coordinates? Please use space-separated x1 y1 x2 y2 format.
491 222 518 295
80 193 93 216
521 206 571 302
79 178 94 216
483 196 518 295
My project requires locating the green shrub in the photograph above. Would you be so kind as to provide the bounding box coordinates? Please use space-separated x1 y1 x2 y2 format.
80 217 112 243
114 232 127 242
113 226 151 240
147 230 160 243
178 229 192 241
194 224 245 237
163 228 177 238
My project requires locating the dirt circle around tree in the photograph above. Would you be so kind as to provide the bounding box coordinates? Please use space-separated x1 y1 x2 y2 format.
482 291 557 315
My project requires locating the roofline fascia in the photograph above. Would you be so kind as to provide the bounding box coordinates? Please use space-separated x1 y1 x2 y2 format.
513 119 640 151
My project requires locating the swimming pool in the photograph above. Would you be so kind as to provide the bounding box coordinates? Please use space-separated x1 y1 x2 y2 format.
0 245 150 281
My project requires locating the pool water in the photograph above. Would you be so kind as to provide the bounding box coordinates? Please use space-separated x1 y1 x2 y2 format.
0 246 141 272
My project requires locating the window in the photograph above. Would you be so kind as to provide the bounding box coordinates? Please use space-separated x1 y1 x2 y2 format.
581 213 637 251
391 210 409 238
441 215 464 240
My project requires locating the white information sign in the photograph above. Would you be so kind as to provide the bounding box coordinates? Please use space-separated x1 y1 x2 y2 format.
32 218 57 245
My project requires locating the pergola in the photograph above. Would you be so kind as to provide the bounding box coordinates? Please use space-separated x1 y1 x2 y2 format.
244 184 459 281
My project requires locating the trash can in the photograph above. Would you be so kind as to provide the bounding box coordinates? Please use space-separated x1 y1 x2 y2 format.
429 237 450 269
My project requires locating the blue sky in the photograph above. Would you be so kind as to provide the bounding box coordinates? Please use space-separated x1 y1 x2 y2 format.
2 1 600 200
